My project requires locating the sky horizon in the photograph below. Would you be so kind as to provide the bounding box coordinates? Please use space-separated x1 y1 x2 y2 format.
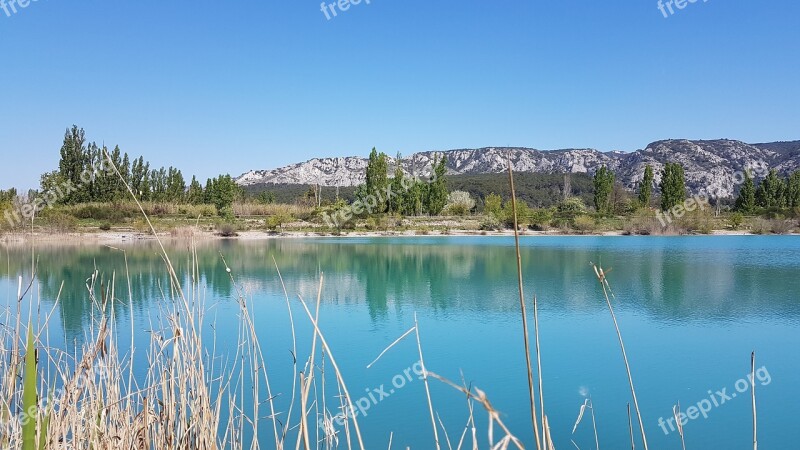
2 1 799 190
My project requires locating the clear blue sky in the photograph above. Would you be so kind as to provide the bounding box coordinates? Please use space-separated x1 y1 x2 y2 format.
1 0 798 189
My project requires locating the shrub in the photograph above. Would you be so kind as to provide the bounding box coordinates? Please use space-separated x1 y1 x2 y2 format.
317 199 359 230
0 203 16 231
99 222 112 231
615 198 639 216
529 208 554 230
218 206 234 220
170 226 197 238
444 191 476 216
365 215 388 231
72 203 131 222
132 219 153 233
678 210 714 234
771 219 794 235
727 212 744 230
215 222 238 237
40 211 78 232
415 226 431 235
266 213 293 232
483 193 503 219
749 218 771 235
150 203 171 217
572 215 597 233
502 200 531 229
479 215 501 231
555 197 587 221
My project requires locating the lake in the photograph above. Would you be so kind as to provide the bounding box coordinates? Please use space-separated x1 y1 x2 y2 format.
1 236 798 449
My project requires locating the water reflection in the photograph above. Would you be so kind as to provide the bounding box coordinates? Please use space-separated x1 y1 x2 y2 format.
1 236 798 338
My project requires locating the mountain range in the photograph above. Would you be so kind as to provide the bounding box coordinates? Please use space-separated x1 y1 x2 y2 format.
236 139 800 198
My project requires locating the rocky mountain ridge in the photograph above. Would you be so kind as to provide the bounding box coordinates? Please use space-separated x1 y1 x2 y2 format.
236 139 800 198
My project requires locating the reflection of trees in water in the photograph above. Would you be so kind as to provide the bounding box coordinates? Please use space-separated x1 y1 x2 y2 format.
1 239 797 335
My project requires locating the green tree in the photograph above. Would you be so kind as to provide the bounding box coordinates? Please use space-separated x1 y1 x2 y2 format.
0 188 16 204
85 142 105 202
39 171 64 198
206 175 240 216
187 176 204 205
165 167 186 202
787 170 800 208
150 168 168 201
756 169 785 209
365 148 389 213
203 178 213 204
638 165 654 207
57 126 88 204
502 199 531 229
120 152 131 194
660 162 686 211
593 166 615 215
556 197 587 221
130 156 150 198
0 188 18 222
403 179 424 216
256 190 276 205
735 170 756 213
98 145 124 202
425 155 448 215
139 170 152 201
388 153 405 214
483 193 503 219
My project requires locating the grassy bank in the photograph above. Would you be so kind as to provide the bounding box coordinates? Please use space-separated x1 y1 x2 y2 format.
1 200 798 238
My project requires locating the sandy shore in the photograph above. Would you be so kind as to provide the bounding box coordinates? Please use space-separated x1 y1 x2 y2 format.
0 228 770 246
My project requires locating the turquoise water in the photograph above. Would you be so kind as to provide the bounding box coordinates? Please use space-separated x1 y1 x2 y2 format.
1 236 798 448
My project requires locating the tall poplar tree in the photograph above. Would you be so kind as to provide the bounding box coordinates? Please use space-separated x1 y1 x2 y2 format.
660 162 686 211
638 164 654 208
735 170 756 213
593 166 615 215
365 148 389 213
425 155 448 215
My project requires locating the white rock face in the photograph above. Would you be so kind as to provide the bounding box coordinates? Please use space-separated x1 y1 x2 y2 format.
236 139 800 197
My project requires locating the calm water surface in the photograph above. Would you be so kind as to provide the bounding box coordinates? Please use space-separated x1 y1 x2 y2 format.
1 236 798 449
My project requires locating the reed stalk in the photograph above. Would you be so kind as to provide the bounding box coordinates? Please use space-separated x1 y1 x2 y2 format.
507 160 543 450
627 403 635 450
415 312 441 450
751 351 758 450
592 263 648 450
673 402 686 450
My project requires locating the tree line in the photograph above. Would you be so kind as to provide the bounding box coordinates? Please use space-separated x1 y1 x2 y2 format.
356 148 449 216
590 162 686 214
735 169 800 213
36 126 241 215
592 161 800 215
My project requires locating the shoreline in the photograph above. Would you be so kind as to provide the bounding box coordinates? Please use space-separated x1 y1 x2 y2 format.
0 228 777 246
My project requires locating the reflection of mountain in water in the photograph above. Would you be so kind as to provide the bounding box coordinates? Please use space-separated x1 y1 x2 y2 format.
1 237 798 335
